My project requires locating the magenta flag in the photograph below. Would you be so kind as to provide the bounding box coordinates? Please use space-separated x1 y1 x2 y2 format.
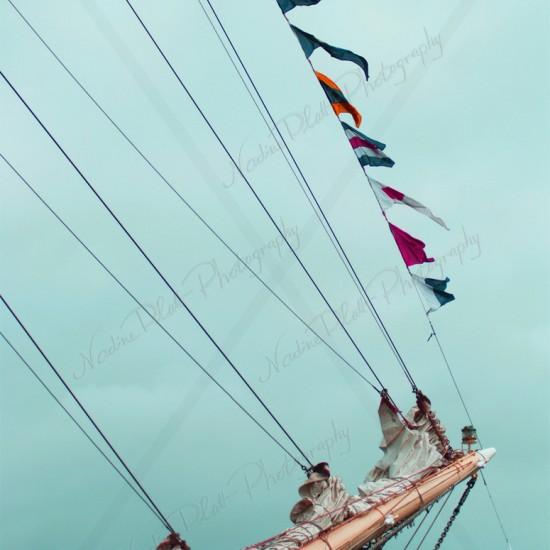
388 223 435 267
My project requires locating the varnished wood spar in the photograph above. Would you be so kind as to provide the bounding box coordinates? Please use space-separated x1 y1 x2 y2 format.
302 449 495 550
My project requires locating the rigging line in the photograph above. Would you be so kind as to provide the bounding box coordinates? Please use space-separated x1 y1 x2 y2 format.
123 0 387 393
480 472 512 549
0 295 174 533
0 331 166 526
417 295 475 428
402 506 433 550
200 0 417 392
198 0 417 391
4 0 378 393
428 327 509 545
410 274 504 547
414 488 454 550
196 0 350 273
0 75 312 471
0 152 304 471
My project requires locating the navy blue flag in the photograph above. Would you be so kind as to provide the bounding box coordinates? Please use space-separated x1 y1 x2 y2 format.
277 0 322 13
412 275 455 313
291 25 369 81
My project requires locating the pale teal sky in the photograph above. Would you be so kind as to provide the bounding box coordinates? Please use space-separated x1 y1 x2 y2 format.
1 1 548 549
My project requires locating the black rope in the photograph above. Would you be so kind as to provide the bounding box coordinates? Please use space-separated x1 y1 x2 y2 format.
0 151 305 470
200 0 417 391
123 0 386 392
4 0 379 393
197 0 352 270
479 472 511 549
0 74 312 470
0 331 167 526
0 296 175 533
414 488 454 549
402 506 432 550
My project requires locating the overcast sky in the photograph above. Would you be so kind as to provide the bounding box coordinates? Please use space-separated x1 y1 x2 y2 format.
1 1 548 549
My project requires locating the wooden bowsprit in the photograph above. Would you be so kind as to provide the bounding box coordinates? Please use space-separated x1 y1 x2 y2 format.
300 449 494 550
248 449 495 550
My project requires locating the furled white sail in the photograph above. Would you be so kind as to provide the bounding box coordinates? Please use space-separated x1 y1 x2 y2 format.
358 397 445 496
247 396 447 550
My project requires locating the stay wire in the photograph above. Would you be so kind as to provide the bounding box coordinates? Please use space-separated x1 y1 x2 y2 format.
414 488 454 549
0 151 304 471
0 73 312 470
402 506 432 550
0 295 175 533
423 299 511 548
6 0 378 394
196 0 351 275
423 310 475 428
200 0 417 392
0 330 166 527
480 473 512 549
123 0 387 392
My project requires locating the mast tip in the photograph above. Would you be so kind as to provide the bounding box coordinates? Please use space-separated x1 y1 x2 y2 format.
476 447 496 465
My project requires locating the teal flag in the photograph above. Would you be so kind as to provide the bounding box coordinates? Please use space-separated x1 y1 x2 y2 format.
277 0 322 13
412 275 455 313
291 25 369 81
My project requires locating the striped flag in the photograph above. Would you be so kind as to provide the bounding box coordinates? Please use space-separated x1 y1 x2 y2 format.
291 25 369 81
342 122 394 167
277 0 322 13
411 274 455 313
389 223 434 267
370 179 449 230
316 72 362 127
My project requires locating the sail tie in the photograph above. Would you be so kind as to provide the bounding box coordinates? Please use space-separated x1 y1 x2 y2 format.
415 390 454 460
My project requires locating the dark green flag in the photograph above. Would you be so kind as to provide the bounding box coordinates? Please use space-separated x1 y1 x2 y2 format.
291 25 369 81
277 0 322 13
411 275 455 313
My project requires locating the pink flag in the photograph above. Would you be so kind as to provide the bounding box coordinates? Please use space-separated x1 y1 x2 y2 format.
388 223 435 267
